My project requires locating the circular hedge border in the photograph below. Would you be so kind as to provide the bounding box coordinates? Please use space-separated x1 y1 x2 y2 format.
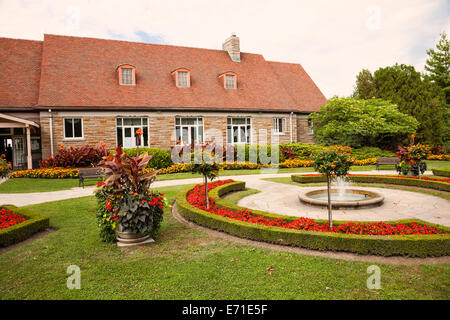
0 205 49 247
175 181 450 257
291 174 450 192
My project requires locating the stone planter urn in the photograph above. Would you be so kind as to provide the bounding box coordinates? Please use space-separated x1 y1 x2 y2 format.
116 223 154 247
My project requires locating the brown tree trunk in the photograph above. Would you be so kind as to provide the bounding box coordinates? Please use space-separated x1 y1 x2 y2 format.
204 175 209 209
327 174 333 229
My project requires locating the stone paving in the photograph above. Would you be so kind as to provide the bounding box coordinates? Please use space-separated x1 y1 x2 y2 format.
1 169 449 227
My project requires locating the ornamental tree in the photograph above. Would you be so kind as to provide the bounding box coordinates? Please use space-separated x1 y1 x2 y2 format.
191 146 220 209
309 98 418 148
312 147 353 228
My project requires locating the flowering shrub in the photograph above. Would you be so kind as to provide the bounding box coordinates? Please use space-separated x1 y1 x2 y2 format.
98 146 165 236
0 154 12 178
427 154 450 161
396 140 431 176
9 168 79 179
40 142 108 168
187 180 445 236
0 208 26 230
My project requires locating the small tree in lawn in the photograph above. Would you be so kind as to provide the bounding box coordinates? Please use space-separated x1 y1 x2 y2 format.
312 147 353 228
191 146 220 209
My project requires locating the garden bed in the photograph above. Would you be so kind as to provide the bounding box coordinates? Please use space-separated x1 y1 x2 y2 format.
432 169 450 177
176 181 450 257
291 174 450 192
0 205 49 247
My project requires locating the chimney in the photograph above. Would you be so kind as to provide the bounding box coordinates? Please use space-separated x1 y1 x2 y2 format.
222 33 240 62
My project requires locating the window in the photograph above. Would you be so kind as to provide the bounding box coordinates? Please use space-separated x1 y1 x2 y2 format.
121 68 133 85
64 118 83 139
175 117 203 144
227 117 251 144
273 118 286 134
177 71 189 87
308 119 314 135
225 74 235 89
116 118 149 148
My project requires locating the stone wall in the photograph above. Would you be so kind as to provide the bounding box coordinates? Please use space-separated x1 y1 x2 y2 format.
296 114 315 144
39 111 308 159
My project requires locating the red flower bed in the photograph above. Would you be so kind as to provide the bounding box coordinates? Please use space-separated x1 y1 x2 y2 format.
0 208 27 230
301 173 450 183
187 180 445 236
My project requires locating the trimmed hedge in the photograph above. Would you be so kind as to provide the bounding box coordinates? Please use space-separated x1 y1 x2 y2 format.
432 169 450 177
176 181 450 257
120 148 173 169
291 174 450 192
0 205 50 247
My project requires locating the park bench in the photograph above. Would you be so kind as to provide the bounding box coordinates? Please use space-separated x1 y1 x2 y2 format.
78 167 104 188
376 157 400 170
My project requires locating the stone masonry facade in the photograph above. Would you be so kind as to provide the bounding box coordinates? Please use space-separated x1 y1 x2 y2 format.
39 111 314 159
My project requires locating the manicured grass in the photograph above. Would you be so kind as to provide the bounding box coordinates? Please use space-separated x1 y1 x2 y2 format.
425 160 450 170
0 178 98 193
0 184 448 299
221 188 260 205
263 177 450 201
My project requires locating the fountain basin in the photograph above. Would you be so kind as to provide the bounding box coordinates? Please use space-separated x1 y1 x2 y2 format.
299 189 384 209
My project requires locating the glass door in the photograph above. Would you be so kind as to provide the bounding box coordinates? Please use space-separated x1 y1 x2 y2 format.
13 137 25 168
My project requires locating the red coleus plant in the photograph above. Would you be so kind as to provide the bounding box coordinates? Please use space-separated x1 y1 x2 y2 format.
0 208 26 230
187 180 445 236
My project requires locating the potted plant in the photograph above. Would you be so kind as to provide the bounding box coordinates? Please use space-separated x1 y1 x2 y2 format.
311 146 352 228
97 146 165 246
396 135 430 177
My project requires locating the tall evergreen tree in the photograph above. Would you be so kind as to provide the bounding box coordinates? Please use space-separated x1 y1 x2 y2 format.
425 32 450 143
354 69 377 99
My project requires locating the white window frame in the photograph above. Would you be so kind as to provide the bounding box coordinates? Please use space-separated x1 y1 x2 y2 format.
63 118 84 140
227 117 251 145
116 117 149 148
175 117 204 145
225 74 235 89
121 68 133 85
177 71 189 88
273 117 286 134
308 119 314 135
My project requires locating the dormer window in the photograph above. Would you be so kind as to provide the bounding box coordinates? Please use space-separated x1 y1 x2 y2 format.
172 68 190 88
219 71 237 89
117 64 136 85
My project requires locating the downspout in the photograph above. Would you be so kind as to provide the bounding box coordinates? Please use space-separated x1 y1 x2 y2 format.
48 109 54 157
289 112 293 143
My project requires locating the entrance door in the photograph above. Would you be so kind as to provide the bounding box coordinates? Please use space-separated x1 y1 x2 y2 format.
13 137 25 168
123 127 133 149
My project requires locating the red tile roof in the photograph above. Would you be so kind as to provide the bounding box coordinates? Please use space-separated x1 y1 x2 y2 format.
0 34 327 112
0 38 42 108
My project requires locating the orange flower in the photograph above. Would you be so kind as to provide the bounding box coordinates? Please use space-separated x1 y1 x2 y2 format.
60 144 64 149
136 128 143 136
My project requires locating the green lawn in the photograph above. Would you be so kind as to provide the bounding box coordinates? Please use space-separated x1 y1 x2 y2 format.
0 184 448 300
0 178 98 193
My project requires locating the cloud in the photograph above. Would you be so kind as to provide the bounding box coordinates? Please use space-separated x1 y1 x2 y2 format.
0 0 448 98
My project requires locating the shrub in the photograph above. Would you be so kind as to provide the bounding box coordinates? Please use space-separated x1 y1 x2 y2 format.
291 174 450 192
0 205 49 247
279 143 324 159
0 154 12 178
40 143 108 168
121 147 173 169
235 144 285 164
396 140 431 176
351 147 396 160
177 181 450 257
432 169 450 177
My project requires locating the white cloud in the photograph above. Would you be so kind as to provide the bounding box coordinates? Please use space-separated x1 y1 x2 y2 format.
0 0 448 98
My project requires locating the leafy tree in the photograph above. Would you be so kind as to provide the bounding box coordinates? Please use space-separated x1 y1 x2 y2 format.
425 32 450 144
309 97 418 148
354 64 445 144
312 147 352 228
353 69 377 98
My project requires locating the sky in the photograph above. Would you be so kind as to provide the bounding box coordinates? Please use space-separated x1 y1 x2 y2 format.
0 0 449 98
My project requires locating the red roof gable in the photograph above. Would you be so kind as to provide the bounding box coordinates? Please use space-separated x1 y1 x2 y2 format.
0 34 327 113
0 38 42 108
268 61 327 112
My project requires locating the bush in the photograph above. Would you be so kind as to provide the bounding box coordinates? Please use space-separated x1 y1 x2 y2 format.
176 182 450 257
121 148 173 169
351 147 396 160
0 154 12 178
291 174 450 192
432 169 450 177
235 145 285 164
0 205 49 247
280 143 324 159
40 143 108 168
